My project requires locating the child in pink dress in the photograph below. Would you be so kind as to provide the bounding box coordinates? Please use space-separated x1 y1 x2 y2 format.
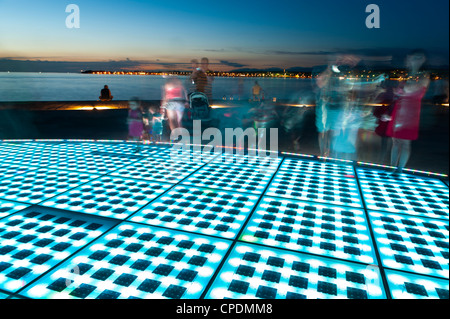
127 98 144 143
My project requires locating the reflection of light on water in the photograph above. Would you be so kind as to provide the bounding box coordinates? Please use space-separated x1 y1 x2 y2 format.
68 106 118 111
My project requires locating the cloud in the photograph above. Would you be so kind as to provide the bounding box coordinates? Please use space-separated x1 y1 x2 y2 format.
219 60 246 68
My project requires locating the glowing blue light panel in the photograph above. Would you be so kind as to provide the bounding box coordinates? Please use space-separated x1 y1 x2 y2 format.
0 292 9 299
360 180 449 220
0 207 116 293
47 151 145 175
280 158 355 178
385 269 449 299
153 146 220 164
212 153 282 169
266 170 363 208
0 200 29 219
21 223 231 299
356 168 448 188
205 243 387 299
240 197 377 264
130 186 259 239
0 164 39 181
111 156 207 184
368 211 449 279
42 176 171 219
0 168 99 205
182 162 277 195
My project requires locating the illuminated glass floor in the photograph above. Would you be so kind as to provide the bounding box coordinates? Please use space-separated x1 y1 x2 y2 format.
0 140 448 300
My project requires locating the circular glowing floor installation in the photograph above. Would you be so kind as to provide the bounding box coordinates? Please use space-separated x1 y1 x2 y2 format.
0 140 448 299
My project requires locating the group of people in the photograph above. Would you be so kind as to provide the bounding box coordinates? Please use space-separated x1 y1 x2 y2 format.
313 50 430 173
102 50 433 173
123 57 214 143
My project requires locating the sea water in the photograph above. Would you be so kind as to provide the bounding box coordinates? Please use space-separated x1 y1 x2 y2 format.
0 72 315 102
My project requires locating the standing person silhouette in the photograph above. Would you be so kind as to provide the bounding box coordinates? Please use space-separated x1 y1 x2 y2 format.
200 57 214 102
252 81 262 101
385 49 430 174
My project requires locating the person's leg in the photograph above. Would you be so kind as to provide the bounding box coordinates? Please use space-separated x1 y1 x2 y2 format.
390 138 401 167
397 139 411 172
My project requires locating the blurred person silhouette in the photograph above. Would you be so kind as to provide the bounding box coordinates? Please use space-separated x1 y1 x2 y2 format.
373 80 397 164
281 92 315 152
161 77 188 139
127 98 145 151
252 81 263 101
143 105 166 142
188 59 200 95
201 57 214 102
99 85 113 101
384 49 430 174
314 54 361 159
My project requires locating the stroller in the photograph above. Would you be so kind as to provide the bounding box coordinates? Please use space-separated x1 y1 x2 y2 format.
189 92 211 122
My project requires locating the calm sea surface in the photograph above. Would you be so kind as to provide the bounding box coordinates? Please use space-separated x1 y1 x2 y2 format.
0 72 322 102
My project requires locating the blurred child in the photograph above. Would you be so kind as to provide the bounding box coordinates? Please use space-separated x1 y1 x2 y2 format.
127 98 144 149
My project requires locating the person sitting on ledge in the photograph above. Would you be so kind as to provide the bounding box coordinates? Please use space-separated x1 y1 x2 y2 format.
99 85 113 101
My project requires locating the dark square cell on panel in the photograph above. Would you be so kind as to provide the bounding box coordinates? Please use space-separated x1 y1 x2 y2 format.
436 288 449 300
177 269 198 282
267 256 284 268
125 243 144 253
320 242 336 251
70 232 88 240
319 266 337 279
88 251 110 261
138 279 161 294
69 284 96 299
344 246 361 256
12 249 34 260
166 251 185 262
0 262 12 272
347 287 368 299
286 292 307 299
138 233 155 241
163 285 187 299
228 280 250 294
317 281 337 296
34 238 53 247
109 255 131 266
91 268 115 281
105 239 124 248
262 270 281 283
346 272 365 284
47 278 70 292
198 244 215 253
52 242 72 252
96 290 121 299
421 259 443 270
256 286 277 299
153 264 175 277
157 236 174 245
394 255 414 265
289 275 308 289
114 273 138 287
30 254 52 265
188 256 207 267
146 247 164 257
236 265 255 278
6 267 32 280
405 282 428 297
178 240 195 249
130 259 151 271
387 233 403 242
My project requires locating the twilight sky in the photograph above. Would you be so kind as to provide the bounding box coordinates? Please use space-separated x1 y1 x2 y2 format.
0 0 448 72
